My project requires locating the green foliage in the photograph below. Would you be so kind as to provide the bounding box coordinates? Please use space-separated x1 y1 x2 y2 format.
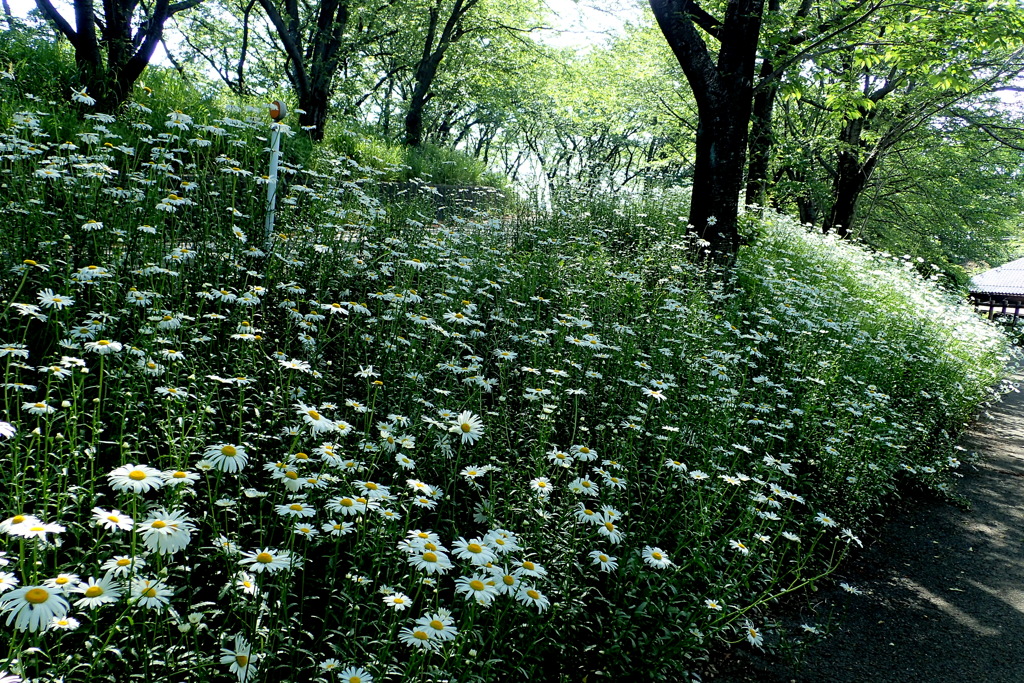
0 20 78 109
323 124 503 186
855 111 1024 280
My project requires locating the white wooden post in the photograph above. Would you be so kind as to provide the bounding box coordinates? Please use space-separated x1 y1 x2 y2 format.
265 100 287 246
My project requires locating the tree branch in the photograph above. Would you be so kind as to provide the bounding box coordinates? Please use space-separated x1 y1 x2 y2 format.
34 0 79 47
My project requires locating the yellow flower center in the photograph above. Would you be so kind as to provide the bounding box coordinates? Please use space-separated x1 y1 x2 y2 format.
256 552 274 564
604 522 615 531
151 520 167 529
365 482 378 490
503 575 515 585
523 561 535 571
339 498 353 507
469 580 485 591
467 543 483 554
143 587 158 598
221 445 237 457
424 542 437 551
97 340 110 346
294 452 308 460
285 471 298 479
11 515 25 524
422 552 438 563
23 259 37 266
527 589 540 600
652 552 663 560
599 554 609 562
116 558 132 567
107 515 121 523
461 423 471 432
172 471 187 479
55 577 70 585
84 585 103 598
236 655 249 666
429 620 444 630
25 588 50 604
580 447 590 454
289 504 304 511
414 629 430 641
128 470 146 481
307 410 321 420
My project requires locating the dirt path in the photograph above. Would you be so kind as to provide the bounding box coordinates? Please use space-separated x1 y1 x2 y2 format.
708 375 1024 682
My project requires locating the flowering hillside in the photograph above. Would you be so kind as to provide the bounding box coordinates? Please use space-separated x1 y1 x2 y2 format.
0 96 1010 682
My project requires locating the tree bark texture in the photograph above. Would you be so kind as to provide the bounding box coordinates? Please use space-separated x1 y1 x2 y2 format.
650 0 766 261
35 0 201 111
823 117 878 237
258 0 350 141
744 60 778 208
821 71 901 237
404 0 478 147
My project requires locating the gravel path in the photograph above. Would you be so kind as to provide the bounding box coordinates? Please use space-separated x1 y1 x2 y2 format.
707 374 1024 682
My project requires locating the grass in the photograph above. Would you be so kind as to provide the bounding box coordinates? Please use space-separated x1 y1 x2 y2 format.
323 124 507 188
0 81 1012 683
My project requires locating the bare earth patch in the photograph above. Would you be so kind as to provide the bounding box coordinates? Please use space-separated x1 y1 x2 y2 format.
707 373 1024 682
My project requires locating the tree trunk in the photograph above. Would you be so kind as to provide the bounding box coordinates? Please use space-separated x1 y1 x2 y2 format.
37 0 199 112
298 89 331 141
690 102 749 254
258 0 352 142
649 0 766 262
824 149 877 237
404 0 477 147
823 117 877 237
297 67 335 140
405 1 443 148
405 81 431 146
744 63 777 206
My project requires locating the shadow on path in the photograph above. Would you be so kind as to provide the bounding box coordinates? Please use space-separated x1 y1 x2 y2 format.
708 377 1024 682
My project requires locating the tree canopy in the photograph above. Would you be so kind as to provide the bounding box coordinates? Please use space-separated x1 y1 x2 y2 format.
13 0 1024 273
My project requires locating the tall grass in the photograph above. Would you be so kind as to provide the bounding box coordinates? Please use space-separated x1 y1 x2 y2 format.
0 84 1011 683
323 125 505 187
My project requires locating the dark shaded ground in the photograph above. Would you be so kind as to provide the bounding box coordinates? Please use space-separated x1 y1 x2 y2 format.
705 376 1024 682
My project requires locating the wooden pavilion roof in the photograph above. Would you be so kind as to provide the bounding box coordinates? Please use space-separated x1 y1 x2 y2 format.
969 256 1024 298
